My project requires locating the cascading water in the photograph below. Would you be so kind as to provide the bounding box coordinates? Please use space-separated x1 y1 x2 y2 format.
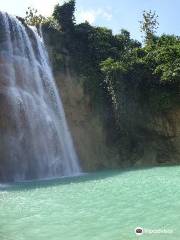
0 12 80 181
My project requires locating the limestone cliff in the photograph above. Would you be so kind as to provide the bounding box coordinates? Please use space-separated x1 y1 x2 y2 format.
54 71 180 170
55 73 120 171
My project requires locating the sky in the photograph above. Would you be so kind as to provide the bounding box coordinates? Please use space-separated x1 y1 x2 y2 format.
0 0 180 41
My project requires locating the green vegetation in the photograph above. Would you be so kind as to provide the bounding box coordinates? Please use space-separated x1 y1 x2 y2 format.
25 7 46 26
53 0 75 32
24 7 58 29
140 10 159 44
24 2 179 112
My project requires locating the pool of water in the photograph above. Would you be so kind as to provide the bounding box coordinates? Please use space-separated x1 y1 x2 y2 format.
0 166 180 240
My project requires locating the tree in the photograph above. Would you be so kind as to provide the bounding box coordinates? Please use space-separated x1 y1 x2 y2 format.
115 29 141 53
53 0 76 32
140 10 159 45
147 35 180 82
25 7 46 26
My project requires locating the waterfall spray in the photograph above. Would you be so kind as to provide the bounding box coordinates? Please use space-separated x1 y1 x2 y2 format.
0 12 80 181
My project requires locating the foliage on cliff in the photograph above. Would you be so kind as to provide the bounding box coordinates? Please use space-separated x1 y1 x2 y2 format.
40 2 179 113
25 7 46 26
24 2 179 114
53 0 75 32
101 35 180 113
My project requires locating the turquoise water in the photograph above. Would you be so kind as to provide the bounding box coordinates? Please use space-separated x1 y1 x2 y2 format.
0 166 180 240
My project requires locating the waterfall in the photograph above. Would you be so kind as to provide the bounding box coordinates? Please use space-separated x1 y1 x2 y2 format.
0 12 81 181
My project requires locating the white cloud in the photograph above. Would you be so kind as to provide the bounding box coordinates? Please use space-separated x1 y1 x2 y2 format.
26 0 59 16
24 1 112 24
76 10 96 24
99 9 112 21
76 8 112 24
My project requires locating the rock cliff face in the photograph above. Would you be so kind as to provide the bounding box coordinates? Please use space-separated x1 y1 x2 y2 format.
55 73 120 171
54 71 180 171
148 109 180 164
131 109 180 167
